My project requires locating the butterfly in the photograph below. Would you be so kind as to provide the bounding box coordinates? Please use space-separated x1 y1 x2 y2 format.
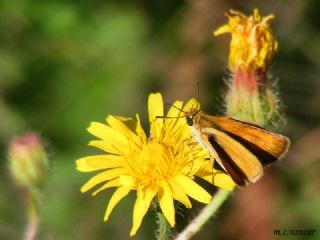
184 107 290 185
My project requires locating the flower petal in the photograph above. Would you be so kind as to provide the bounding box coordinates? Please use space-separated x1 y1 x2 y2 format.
80 168 126 193
130 187 156 236
113 116 137 132
119 175 137 188
195 160 236 191
76 155 124 172
183 98 200 112
159 180 175 227
200 172 236 191
104 186 131 221
213 24 231 36
166 101 183 118
135 114 147 143
87 122 128 148
106 115 138 140
148 93 163 138
92 178 121 196
213 173 236 191
165 100 189 136
107 115 133 131
169 178 191 208
174 174 211 204
88 140 120 155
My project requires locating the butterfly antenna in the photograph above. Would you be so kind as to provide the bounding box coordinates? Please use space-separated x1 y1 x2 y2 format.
197 80 200 103
164 103 186 114
156 116 185 119
156 103 187 119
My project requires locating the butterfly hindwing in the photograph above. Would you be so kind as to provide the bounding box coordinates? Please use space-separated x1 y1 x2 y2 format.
202 127 263 185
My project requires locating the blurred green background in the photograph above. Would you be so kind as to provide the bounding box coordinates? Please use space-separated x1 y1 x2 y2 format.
1 0 319 239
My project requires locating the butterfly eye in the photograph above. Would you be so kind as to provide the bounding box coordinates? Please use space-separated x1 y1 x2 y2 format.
186 116 194 126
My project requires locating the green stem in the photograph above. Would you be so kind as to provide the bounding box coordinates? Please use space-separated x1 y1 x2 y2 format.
23 190 40 240
156 210 171 240
174 189 232 240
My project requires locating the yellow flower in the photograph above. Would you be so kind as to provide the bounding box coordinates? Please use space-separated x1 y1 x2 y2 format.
214 9 278 72
76 93 234 236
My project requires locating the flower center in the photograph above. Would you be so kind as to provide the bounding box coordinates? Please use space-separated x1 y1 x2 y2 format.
139 140 173 181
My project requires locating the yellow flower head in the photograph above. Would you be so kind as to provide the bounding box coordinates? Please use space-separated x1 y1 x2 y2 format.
214 9 278 72
76 93 234 236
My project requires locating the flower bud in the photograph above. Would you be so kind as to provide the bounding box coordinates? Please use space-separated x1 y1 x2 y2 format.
8 133 49 189
214 9 280 126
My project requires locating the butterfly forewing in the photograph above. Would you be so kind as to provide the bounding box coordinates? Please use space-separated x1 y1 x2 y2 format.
209 116 290 165
188 110 290 185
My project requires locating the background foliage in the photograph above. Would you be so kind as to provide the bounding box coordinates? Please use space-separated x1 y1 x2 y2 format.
0 0 319 239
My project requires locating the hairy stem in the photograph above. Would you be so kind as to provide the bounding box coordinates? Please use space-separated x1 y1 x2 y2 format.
174 189 232 240
156 209 171 240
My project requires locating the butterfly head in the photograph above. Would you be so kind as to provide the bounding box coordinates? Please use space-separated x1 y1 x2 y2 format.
185 108 201 127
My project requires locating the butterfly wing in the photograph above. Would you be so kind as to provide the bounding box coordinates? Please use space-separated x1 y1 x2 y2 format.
210 116 290 165
202 127 263 185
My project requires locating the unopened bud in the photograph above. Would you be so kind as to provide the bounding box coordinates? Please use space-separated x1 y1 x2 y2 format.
8 133 49 189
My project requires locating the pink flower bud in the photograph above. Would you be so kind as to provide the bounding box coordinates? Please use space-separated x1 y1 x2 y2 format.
8 133 49 188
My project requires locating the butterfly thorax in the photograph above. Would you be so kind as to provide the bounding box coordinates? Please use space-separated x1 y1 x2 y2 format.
185 108 217 129
185 109 220 161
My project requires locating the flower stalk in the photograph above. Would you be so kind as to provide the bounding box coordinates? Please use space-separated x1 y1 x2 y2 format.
8 133 49 240
156 210 171 240
174 189 232 240
24 191 39 240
